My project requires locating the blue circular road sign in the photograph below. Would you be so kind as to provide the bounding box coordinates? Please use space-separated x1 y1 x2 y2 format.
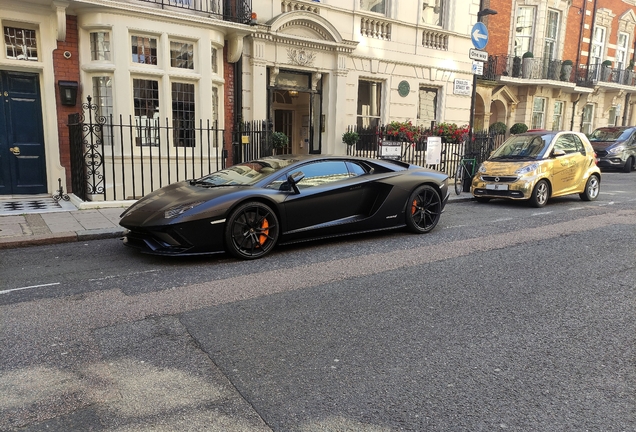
471 22 489 50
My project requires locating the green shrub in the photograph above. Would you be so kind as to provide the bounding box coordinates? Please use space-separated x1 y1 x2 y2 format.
522 52 534 59
510 123 528 135
271 131 289 148
342 131 360 146
562 59 573 66
602 60 612 67
488 122 507 135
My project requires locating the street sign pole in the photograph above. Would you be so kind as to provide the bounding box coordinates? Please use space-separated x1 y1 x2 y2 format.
468 16 492 155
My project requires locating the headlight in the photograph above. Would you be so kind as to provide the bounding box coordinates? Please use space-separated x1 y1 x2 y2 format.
478 163 487 173
515 163 539 175
608 145 626 155
164 201 205 219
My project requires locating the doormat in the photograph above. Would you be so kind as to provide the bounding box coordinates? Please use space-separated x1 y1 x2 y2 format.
0 197 76 216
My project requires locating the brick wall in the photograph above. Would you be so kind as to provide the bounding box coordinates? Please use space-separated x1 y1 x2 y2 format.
223 44 235 166
52 15 80 193
484 0 511 56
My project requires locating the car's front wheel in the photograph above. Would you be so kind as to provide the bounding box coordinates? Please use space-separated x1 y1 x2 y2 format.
224 202 279 259
622 156 634 173
406 185 442 234
529 179 549 208
579 175 600 201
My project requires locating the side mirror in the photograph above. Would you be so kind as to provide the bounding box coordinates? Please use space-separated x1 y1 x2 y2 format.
286 171 305 194
552 149 566 157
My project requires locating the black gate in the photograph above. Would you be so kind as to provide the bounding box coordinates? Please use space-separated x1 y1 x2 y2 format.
232 120 274 164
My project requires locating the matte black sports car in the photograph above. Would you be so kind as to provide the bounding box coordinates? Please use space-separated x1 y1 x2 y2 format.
119 154 449 259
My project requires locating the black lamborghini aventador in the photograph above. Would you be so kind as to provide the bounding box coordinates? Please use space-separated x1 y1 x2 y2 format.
119 154 449 259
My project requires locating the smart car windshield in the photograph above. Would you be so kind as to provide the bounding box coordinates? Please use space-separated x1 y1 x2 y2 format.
489 134 554 160
194 158 298 186
588 128 632 142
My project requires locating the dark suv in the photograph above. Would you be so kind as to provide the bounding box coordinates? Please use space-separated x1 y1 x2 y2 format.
588 126 636 173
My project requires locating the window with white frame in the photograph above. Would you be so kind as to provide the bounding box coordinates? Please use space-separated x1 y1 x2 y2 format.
133 78 160 146
617 33 629 69
360 0 386 14
544 10 559 61
211 86 219 124
417 86 438 128
582 104 594 135
131 35 158 65
531 97 546 129
170 41 194 69
514 7 535 57
357 80 382 129
422 0 444 26
608 106 618 126
90 32 111 61
591 26 606 67
552 101 564 131
92 76 113 144
172 82 195 147
211 46 218 74
4 26 37 61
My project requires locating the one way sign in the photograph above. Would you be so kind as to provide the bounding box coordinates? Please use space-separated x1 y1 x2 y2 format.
471 22 489 50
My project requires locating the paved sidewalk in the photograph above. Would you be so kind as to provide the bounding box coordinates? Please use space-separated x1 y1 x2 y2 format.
0 192 471 250
0 206 128 250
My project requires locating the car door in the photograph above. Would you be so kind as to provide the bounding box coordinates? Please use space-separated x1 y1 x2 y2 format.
280 160 371 235
550 134 587 195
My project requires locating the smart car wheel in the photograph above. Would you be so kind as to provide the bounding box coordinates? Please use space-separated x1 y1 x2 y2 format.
579 175 600 201
406 185 442 234
454 165 463 195
225 202 279 259
529 179 549 208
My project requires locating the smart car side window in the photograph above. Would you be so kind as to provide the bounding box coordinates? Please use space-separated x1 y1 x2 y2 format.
555 135 577 154
571 135 585 154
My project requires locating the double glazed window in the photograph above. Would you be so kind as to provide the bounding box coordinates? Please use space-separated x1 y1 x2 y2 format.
170 41 194 69
582 104 594 135
552 101 563 131
544 10 559 61
360 0 386 14
357 80 382 129
90 32 111 61
422 0 444 26
133 79 160 146
514 7 534 57
4 26 37 61
531 97 546 130
132 36 158 65
172 83 195 147
418 87 438 128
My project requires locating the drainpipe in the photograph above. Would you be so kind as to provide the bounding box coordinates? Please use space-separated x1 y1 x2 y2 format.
574 0 587 73
570 93 581 131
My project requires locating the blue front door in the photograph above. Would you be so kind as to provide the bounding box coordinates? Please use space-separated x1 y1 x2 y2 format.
0 71 47 195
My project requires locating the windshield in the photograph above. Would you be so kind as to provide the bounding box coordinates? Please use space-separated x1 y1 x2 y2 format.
194 158 298 186
588 128 632 142
489 134 554 160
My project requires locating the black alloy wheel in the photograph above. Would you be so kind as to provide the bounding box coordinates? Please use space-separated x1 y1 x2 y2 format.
406 185 442 234
225 202 279 259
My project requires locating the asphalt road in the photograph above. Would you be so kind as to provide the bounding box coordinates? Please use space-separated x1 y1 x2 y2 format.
1 172 635 431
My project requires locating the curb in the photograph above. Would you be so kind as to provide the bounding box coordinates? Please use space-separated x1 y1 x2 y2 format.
0 229 125 250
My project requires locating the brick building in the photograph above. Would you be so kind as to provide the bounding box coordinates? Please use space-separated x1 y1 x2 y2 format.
476 0 636 135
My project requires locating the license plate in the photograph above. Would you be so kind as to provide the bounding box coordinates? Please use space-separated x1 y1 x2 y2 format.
486 183 508 190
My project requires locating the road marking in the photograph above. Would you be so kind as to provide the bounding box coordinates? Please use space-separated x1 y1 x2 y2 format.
531 211 553 216
0 282 61 295
491 218 513 222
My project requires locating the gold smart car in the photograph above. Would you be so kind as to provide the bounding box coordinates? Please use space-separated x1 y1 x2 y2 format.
472 131 601 207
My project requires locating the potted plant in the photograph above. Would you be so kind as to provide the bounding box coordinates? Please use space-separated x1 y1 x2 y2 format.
510 123 528 135
342 130 360 147
271 131 288 154
601 59 612 82
522 51 534 79
560 59 573 81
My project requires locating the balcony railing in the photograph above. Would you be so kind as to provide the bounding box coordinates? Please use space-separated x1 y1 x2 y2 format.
480 55 636 88
135 0 253 24
360 17 392 40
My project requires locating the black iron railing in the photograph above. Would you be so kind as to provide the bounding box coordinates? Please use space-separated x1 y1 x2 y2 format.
344 125 505 178
69 96 227 202
134 0 252 23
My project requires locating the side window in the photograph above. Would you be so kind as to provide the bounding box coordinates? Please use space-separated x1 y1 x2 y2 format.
571 135 585 154
554 135 576 154
346 162 367 177
296 161 350 189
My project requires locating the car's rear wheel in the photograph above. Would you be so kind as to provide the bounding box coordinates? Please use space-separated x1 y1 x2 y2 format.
406 185 442 234
622 157 634 173
579 174 600 201
225 202 279 259
529 179 549 208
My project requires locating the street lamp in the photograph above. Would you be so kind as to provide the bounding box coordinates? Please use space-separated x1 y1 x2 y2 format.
468 8 497 149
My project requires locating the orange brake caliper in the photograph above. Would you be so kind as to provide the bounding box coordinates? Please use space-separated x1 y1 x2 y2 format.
412 199 418 215
259 219 270 246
